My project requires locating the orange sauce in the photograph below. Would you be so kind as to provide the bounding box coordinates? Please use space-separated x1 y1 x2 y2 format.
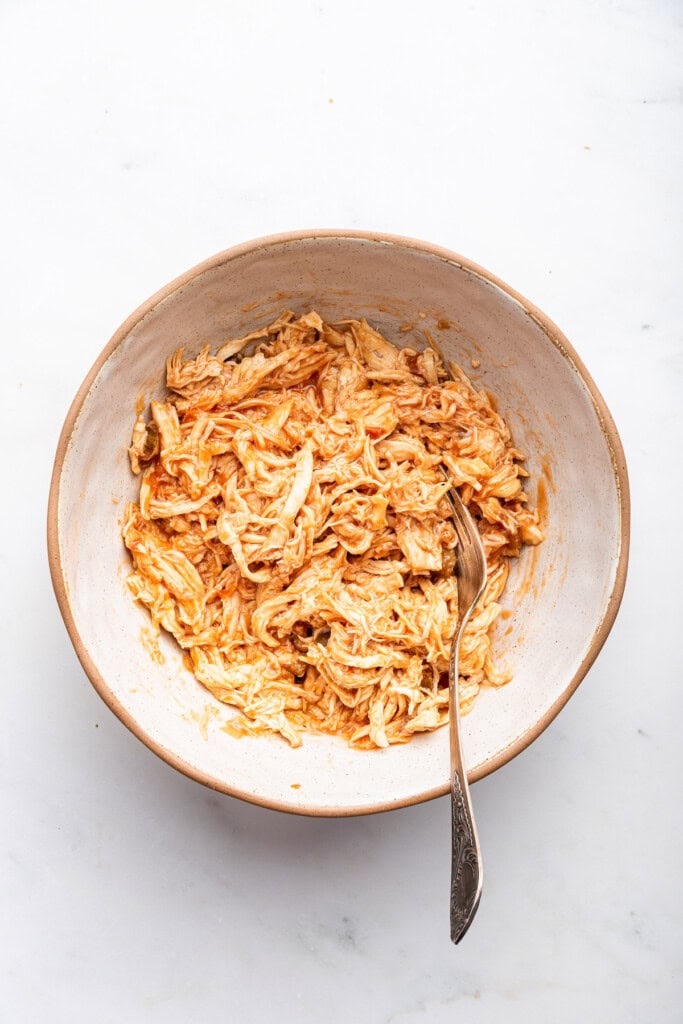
140 627 165 665
536 477 549 529
514 536 542 605
221 718 251 739
541 457 557 494
485 391 499 412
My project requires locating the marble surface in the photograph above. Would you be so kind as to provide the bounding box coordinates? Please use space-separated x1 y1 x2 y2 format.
2 0 681 1020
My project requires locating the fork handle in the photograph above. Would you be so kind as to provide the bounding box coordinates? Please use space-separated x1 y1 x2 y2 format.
449 621 483 944
450 767 482 943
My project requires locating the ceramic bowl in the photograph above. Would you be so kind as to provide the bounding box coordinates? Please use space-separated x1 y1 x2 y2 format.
47 231 629 815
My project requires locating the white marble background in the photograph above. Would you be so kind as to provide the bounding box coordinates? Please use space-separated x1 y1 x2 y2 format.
2 1 681 1020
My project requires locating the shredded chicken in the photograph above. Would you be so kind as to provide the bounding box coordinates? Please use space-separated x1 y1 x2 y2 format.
123 311 543 749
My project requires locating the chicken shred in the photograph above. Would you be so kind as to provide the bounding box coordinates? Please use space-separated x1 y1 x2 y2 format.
122 311 543 749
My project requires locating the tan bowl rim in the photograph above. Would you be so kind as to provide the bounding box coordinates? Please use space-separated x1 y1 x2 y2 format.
47 229 631 817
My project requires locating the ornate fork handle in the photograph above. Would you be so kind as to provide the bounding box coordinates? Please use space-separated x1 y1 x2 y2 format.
450 767 482 942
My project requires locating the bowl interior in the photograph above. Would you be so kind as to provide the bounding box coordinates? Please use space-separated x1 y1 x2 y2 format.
52 235 626 814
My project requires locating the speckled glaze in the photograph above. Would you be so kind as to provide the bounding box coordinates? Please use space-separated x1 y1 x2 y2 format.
47 231 630 816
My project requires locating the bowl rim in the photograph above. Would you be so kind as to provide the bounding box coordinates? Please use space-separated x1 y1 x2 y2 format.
47 229 631 816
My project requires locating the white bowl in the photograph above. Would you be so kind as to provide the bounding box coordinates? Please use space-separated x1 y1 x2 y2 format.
48 231 629 815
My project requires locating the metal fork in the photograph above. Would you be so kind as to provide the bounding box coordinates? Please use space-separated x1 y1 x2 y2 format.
445 482 487 943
